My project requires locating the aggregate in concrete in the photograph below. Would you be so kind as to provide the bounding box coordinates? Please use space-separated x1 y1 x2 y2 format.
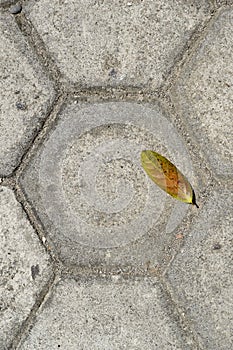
171 8 233 177
0 11 55 176
9 3 22 14
0 187 53 349
20 101 200 269
20 277 195 350
24 0 212 89
166 188 233 350
215 0 233 6
0 0 16 5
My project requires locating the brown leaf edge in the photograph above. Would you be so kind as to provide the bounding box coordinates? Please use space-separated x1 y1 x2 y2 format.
141 150 199 208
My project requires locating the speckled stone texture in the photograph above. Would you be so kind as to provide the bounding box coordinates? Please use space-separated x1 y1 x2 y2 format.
20 101 201 269
0 187 52 349
24 0 212 89
20 277 194 350
0 12 55 176
166 189 233 350
171 9 233 177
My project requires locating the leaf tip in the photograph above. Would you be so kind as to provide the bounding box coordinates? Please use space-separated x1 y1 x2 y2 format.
192 190 199 208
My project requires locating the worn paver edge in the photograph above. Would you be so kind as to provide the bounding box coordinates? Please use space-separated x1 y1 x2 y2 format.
161 4 233 95
159 275 205 350
14 273 203 350
165 6 233 182
10 272 58 350
5 1 218 95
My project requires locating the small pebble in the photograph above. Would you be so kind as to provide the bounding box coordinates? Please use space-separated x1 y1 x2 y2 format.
213 243 221 250
31 264 40 280
16 101 27 110
109 68 117 77
9 4 22 15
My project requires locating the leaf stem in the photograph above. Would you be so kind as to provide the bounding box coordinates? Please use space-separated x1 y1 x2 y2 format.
192 191 199 208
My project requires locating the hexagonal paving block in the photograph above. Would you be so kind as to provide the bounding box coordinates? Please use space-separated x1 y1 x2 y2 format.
0 187 53 349
24 0 212 89
0 11 55 176
20 101 202 270
166 189 233 350
20 277 195 349
171 9 233 177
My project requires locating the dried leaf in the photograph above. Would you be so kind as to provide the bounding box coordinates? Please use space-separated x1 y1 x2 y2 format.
141 150 198 207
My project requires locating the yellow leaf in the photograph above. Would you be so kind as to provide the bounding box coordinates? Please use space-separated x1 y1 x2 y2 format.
141 150 198 207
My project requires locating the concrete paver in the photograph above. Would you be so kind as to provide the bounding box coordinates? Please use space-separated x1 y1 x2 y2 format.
20 101 200 269
166 189 233 350
0 11 55 176
171 8 233 177
20 277 195 350
24 0 212 89
0 187 52 349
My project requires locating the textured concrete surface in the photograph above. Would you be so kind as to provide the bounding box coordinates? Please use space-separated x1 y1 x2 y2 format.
166 189 233 349
24 0 212 89
0 0 16 5
0 0 232 349
20 277 194 350
0 11 55 176
215 0 233 6
0 187 52 350
171 8 233 177
20 101 201 268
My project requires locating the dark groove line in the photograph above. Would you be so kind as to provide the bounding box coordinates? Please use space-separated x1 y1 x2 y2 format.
159 275 205 350
14 93 66 179
161 7 219 95
9 272 58 350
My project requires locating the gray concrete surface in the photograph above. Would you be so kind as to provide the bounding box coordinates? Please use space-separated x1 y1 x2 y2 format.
166 189 233 350
24 0 212 89
0 1 232 349
0 1 17 5
0 11 55 176
0 187 52 350
171 8 233 176
20 101 203 269
20 277 195 350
